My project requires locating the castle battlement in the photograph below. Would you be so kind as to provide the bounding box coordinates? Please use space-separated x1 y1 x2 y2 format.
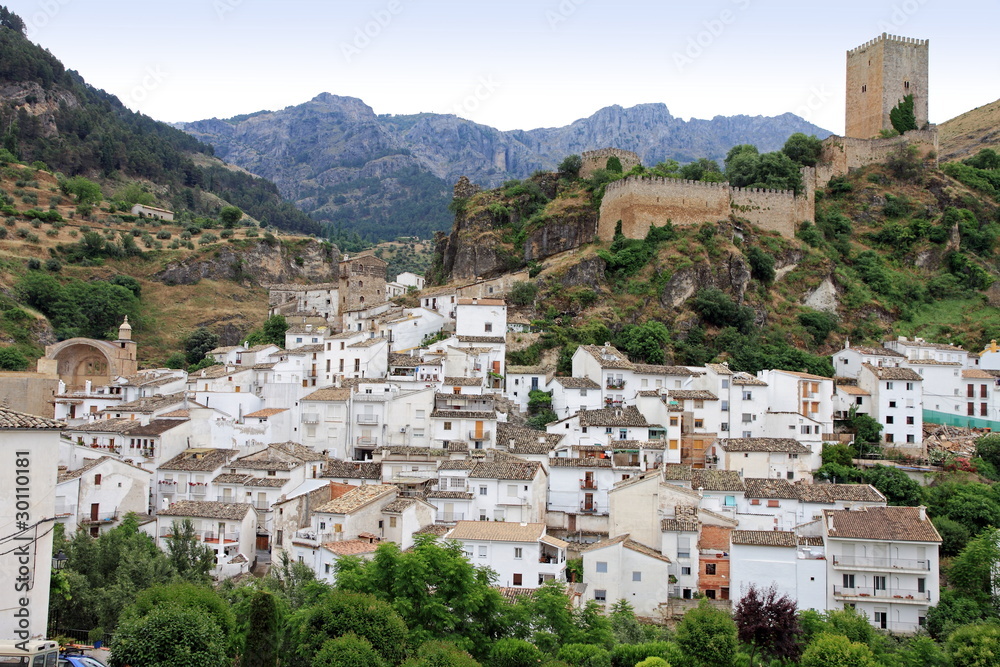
848 32 929 56
580 147 642 179
604 175 730 193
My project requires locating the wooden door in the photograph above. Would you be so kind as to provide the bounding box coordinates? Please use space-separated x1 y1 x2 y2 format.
90 503 99 521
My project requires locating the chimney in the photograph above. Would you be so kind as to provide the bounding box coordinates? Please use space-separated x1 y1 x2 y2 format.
827 514 835 531
918 505 927 521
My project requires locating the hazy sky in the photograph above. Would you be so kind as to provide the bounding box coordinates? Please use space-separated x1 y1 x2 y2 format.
7 0 996 134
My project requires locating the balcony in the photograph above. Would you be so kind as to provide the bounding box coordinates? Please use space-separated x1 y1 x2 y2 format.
832 586 930 603
302 413 320 424
293 529 333 546
188 483 208 496
832 555 931 572
354 393 391 402
580 502 599 514
468 430 491 441
80 510 119 525
252 500 271 511
203 531 240 544
580 479 598 490
158 479 178 487
356 436 378 447
606 380 626 390
357 414 380 425
436 512 464 523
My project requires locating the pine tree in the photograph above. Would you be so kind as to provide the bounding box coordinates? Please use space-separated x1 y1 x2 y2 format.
242 590 279 667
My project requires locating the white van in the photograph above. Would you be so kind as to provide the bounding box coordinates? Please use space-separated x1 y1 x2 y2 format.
0 640 59 667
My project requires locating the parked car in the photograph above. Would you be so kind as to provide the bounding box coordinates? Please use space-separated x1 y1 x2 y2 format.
59 651 108 667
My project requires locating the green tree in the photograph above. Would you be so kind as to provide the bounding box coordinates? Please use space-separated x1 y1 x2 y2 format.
949 528 1000 604
219 205 244 227
851 412 883 446
184 327 220 365
559 155 583 179
611 642 682 667
487 638 543 667
782 133 823 167
164 520 217 582
799 310 839 346
948 623 1000 667
799 633 878 667
108 603 227 667
290 590 409 665
746 246 776 285
860 465 922 506
0 346 29 370
313 633 387 667
674 600 739 667
242 589 280 667
403 640 481 667
933 516 971 557
609 599 645 645
556 643 611 667
606 156 623 173
635 660 670 667
890 94 918 134
976 434 1000 471
897 635 948 667
617 321 671 365
509 281 538 307
680 158 722 181
61 176 102 204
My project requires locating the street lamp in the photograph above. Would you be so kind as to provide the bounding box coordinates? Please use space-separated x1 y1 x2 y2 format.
52 550 68 570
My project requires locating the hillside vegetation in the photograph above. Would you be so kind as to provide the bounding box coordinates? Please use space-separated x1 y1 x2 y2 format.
433 142 1000 376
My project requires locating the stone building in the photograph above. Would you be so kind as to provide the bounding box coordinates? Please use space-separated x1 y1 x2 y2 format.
846 33 929 139
40 317 138 391
338 254 388 313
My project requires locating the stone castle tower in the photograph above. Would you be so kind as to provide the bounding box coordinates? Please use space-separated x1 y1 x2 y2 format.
845 33 929 139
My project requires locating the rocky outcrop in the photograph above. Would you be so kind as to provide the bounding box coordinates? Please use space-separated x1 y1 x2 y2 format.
524 205 598 262
803 277 840 313
155 238 338 286
659 253 752 308
0 82 80 138
557 256 607 289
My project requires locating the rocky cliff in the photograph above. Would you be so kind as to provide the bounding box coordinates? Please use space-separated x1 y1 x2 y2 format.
180 94 831 242
155 238 339 286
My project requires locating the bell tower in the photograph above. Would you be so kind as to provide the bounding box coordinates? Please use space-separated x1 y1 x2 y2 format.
846 33 929 139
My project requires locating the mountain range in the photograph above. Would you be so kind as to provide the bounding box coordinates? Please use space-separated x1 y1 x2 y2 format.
179 94 832 241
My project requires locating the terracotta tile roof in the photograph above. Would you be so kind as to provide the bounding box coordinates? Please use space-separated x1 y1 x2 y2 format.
583 534 671 563
444 377 484 386
692 469 745 492
286 343 325 355
57 456 150 483
775 370 833 381
719 438 811 454
160 448 237 471
244 408 288 418
795 483 885 503
496 586 538 603
552 377 601 389
636 390 660 397
470 458 541 481
496 422 562 455
743 478 799 499
159 499 253 520
550 457 612 468
213 473 254 485
732 530 797 547
661 507 700 532
347 338 385 348
507 365 552 375
389 353 421 368
633 364 696 376
427 490 474 500
837 385 871 396
302 387 352 401
799 536 825 547
963 369 996 379
315 484 397 514
706 363 733 376
323 460 382 479
382 498 416 513
322 539 380 556
69 418 138 433
102 392 190 414
731 373 768 386
431 410 497 420
578 406 648 428
159 409 191 418
578 344 634 370
383 446 450 457
846 345 904 357
414 524 450 537
233 442 324 470
905 359 961 366
124 419 188 436
824 506 941 542
862 364 922 381
457 298 505 306
667 390 719 401
893 340 965 352
456 335 505 344
246 477 290 488
439 460 476 471
446 520 546 542
662 464 694 481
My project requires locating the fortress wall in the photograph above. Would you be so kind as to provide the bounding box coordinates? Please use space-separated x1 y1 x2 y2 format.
729 187 805 239
820 129 938 174
580 148 642 179
598 177 731 241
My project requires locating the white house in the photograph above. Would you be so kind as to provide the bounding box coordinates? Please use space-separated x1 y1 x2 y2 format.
55 456 151 536
712 438 814 482
582 534 673 615
729 530 827 612
857 364 923 446
446 521 568 589
832 343 905 379
156 500 257 578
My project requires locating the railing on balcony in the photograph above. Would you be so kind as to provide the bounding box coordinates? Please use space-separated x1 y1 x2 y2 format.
580 479 598 490
468 430 491 441
539 552 565 564
357 436 378 447
580 502 598 513
302 413 320 424
832 556 931 571
354 393 390 402
832 586 930 601
253 500 271 511
203 531 240 544
606 380 626 390
216 496 238 503
357 414 380 425
81 511 119 525
158 480 178 487
391 370 416 377
294 529 333 544
189 483 208 496
437 512 464 523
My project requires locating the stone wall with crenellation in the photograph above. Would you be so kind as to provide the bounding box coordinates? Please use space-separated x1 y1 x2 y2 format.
579 148 642 179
